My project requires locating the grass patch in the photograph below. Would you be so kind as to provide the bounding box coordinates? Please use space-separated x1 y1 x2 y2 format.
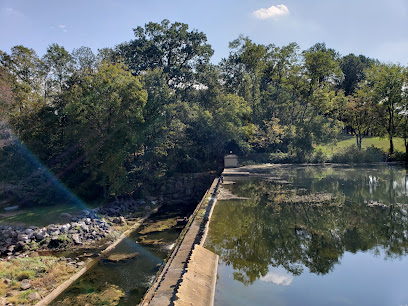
56 284 125 305
317 135 405 155
0 202 87 226
0 255 79 305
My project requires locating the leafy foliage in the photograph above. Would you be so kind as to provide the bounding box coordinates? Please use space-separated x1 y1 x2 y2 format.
0 20 407 207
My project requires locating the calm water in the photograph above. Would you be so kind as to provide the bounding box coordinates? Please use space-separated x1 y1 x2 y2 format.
205 164 408 306
52 203 195 305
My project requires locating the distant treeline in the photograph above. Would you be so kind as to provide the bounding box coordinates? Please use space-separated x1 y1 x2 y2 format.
1 19 407 200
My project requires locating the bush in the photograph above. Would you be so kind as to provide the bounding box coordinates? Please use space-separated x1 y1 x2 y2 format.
331 145 386 163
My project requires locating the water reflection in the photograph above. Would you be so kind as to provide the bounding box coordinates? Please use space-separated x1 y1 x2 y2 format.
206 165 408 286
259 267 294 286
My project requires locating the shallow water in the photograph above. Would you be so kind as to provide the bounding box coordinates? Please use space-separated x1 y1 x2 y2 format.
205 164 408 306
52 203 195 305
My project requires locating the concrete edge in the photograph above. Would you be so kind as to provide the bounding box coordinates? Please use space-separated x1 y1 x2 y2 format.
141 177 220 305
36 206 160 305
199 195 217 247
174 245 219 306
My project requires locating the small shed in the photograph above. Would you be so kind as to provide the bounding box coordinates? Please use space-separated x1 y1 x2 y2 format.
224 154 239 168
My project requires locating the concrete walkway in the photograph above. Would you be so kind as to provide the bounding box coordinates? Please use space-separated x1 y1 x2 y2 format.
141 178 220 306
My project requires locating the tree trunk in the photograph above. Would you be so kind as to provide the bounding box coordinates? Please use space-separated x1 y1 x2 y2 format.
356 134 362 150
389 135 394 155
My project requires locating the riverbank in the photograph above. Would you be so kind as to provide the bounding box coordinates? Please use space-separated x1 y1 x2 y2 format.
0 200 159 306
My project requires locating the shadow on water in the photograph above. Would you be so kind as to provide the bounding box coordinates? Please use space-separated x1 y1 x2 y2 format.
51 203 196 305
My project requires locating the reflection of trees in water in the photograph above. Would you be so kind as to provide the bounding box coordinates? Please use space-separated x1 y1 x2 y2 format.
207 172 408 285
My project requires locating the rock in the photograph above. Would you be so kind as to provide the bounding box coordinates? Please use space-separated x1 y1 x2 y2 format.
60 212 72 219
49 229 60 236
113 216 126 224
34 232 45 241
4 278 11 284
17 234 29 242
48 237 62 248
14 241 25 252
81 224 89 232
106 252 139 262
72 234 82 245
60 224 71 233
4 205 19 211
20 279 31 290
25 228 34 236
27 292 41 301
177 217 189 225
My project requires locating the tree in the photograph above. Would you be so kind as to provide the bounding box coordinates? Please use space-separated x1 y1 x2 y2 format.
339 54 375 96
249 118 285 152
344 95 376 150
0 46 42 90
362 63 406 154
64 62 147 195
0 47 45 139
41 43 75 103
117 19 213 89
219 36 269 122
303 43 342 89
72 46 96 75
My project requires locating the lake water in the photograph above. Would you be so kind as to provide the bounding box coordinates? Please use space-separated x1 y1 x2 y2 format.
205 164 408 306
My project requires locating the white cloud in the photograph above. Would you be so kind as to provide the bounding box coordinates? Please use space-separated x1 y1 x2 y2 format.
51 24 68 32
253 4 290 20
260 267 294 286
1 7 23 17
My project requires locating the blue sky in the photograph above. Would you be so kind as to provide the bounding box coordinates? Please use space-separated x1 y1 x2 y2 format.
1 0 407 64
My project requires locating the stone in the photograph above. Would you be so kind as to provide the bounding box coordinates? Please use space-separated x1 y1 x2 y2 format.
27 292 41 301
25 228 34 236
34 232 45 241
14 241 25 252
60 212 72 219
60 224 71 233
4 278 11 284
20 279 31 290
17 234 29 242
80 223 89 232
72 234 82 245
48 237 62 248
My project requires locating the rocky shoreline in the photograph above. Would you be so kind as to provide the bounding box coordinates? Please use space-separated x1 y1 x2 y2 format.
0 199 153 259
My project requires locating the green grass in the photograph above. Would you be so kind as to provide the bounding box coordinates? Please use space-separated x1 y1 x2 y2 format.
0 202 86 227
317 135 406 155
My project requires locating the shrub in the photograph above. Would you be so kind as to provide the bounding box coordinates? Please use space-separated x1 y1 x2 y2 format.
331 145 386 163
